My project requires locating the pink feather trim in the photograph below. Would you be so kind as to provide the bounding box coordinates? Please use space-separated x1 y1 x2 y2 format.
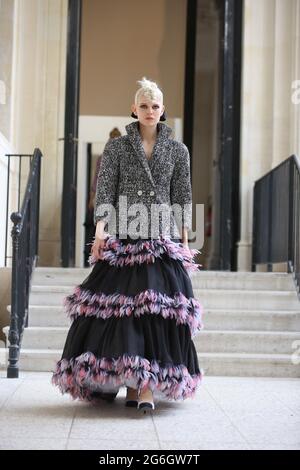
88 235 202 276
51 352 204 402
64 287 204 337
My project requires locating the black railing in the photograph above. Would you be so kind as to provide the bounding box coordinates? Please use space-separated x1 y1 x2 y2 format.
5 153 37 266
252 155 300 297
6 148 42 378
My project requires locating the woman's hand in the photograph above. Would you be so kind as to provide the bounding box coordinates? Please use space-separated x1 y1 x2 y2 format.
91 235 106 260
181 227 189 250
182 241 189 250
181 227 189 251
182 241 190 255
182 232 190 254
91 220 108 260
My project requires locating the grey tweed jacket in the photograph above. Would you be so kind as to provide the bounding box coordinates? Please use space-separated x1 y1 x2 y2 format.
94 120 192 238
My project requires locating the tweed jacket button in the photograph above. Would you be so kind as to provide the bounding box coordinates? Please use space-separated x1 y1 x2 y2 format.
149 190 155 196
137 190 143 196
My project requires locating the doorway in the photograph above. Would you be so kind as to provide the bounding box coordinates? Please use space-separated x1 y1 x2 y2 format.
188 0 243 271
60 0 243 270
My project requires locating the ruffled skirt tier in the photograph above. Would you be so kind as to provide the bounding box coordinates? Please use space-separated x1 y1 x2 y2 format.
51 235 204 402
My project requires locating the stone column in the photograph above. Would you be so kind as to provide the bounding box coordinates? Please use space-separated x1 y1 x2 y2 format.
237 0 300 271
272 0 297 166
290 0 300 156
10 0 68 266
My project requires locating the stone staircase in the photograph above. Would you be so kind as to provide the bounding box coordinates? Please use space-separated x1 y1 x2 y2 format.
3 268 300 377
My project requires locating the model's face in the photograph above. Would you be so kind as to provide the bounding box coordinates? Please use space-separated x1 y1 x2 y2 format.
132 95 164 127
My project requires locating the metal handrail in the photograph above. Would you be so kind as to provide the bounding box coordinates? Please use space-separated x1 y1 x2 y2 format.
6 148 42 378
252 154 300 298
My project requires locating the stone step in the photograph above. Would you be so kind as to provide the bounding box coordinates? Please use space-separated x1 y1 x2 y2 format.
6 305 71 327
191 275 295 291
20 349 61 372
193 289 299 310
8 305 300 331
16 325 300 355
0 347 7 370
31 268 295 291
21 327 68 349
29 285 300 310
2 348 299 377
194 330 300 354
202 309 300 331
32 268 292 278
31 269 92 287
3 269 299 377
197 352 300 378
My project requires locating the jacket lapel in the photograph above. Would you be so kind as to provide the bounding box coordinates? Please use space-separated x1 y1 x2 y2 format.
125 121 173 188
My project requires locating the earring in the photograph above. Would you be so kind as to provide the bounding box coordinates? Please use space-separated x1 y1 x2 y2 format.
159 111 167 121
130 110 167 121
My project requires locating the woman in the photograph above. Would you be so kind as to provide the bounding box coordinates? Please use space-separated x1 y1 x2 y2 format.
83 127 121 265
52 77 204 414
88 127 122 212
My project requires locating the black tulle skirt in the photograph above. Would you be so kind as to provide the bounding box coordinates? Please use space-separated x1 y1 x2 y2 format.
51 235 204 402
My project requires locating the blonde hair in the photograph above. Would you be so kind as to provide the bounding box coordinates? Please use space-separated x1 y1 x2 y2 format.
134 76 163 105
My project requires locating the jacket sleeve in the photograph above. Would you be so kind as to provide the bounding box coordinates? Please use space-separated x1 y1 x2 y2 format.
170 143 193 231
93 140 119 226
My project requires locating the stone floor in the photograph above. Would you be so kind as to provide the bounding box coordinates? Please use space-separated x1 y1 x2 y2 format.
0 371 299 450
